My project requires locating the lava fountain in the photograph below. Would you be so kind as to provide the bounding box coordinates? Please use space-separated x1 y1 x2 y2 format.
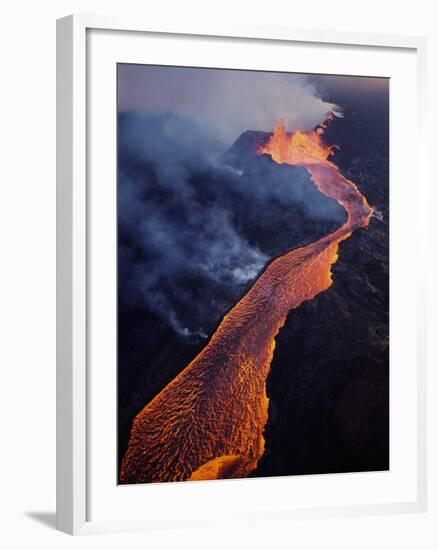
119 113 373 484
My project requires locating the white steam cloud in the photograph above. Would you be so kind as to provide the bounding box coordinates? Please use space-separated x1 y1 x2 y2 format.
118 65 341 145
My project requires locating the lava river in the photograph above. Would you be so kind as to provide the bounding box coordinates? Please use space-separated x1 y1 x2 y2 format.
119 114 373 484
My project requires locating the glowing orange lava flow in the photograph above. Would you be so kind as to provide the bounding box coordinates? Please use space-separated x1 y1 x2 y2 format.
120 114 373 484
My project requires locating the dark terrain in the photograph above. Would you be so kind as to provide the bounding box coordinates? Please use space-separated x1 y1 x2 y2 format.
254 84 389 476
118 83 389 478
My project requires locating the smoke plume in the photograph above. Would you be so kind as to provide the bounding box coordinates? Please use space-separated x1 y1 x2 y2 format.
118 64 341 146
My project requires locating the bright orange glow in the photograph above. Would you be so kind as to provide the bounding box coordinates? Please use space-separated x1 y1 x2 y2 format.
258 118 337 165
120 112 373 484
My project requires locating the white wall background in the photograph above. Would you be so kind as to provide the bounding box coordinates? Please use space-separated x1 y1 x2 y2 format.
0 0 436 548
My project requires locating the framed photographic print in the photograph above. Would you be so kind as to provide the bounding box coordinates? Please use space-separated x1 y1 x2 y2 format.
57 15 427 535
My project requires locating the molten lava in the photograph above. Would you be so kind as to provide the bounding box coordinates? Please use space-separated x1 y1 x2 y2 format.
120 113 373 485
258 118 338 165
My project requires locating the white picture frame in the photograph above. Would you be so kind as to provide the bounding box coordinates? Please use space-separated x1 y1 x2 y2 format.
56 14 428 535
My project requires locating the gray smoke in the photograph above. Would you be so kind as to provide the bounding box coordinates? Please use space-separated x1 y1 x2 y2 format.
118 113 268 339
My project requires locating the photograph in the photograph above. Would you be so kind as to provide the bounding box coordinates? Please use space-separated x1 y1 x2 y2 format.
0 0 432 545
116 64 389 485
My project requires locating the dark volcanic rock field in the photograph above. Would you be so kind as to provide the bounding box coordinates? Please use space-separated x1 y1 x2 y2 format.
253 171 389 476
254 90 390 476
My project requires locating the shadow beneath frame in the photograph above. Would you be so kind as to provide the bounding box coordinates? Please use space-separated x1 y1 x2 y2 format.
25 511 57 530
